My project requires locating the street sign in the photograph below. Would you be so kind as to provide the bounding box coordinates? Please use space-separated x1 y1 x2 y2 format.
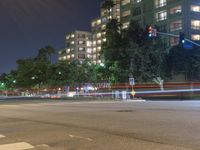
129 78 135 86
131 90 136 97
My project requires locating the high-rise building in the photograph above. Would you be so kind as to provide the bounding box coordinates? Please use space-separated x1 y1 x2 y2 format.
58 30 92 63
91 0 121 64
120 0 200 47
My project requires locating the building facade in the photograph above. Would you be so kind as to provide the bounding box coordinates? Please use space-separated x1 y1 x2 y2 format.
58 30 92 63
121 0 200 47
91 0 121 64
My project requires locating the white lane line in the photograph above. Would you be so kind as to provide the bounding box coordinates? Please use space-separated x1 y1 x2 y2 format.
0 142 34 150
0 135 5 138
69 134 93 141
36 144 49 148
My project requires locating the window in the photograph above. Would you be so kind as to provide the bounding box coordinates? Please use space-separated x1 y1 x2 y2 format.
86 41 92 47
191 20 200 30
78 54 85 59
78 41 85 44
97 33 101 38
170 5 182 14
97 40 101 44
121 0 130 6
71 34 75 38
122 10 131 17
78 34 85 38
122 22 130 29
191 34 200 40
170 37 179 46
170 20 182 31
156 10 167 21
191 5 200 13
133 0 141 3
155 0 167 8
132 7 141 16
78 47 85 51
87 48 92 53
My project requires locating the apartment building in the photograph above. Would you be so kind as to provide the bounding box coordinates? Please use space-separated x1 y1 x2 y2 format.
121 0 200 47
58 30 92 63
91 0 121 64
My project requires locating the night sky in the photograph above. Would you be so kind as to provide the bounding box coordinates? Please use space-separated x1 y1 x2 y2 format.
0 0 101 74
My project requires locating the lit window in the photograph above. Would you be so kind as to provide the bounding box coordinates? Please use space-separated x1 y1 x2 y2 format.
97 19 101 25
71 34 75 38
122 10 131 17
156 10 167 21
170 20 182 31
121 0 130 6
170 37 179 46
191 5 200 12
97 40 101 44
97 33 101 38
191 34 200 40
71 41 75 44
191 20 200 30
170 5 182 14
71 54 75 58
87 48 92 53
86 41 92 47
66 49 70 53
93 41 96 46
155 0 166 8
66 36 70 40
133 0 141 3
122 22 130 29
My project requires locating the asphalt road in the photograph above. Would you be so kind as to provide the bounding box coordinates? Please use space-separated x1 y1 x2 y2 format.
0 99 200 150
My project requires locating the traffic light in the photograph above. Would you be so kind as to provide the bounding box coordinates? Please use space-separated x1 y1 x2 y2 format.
146 25 157 38
179 32 185 44
146 25 153 37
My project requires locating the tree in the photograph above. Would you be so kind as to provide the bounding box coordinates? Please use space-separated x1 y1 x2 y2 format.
45 45 56 64
166 45 200 81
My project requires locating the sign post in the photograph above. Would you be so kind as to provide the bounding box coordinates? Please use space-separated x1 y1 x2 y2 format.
129 78 136 98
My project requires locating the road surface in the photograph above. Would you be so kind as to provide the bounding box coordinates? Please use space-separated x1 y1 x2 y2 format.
0 99 199 150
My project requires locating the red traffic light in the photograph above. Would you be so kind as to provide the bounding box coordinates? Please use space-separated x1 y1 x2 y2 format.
146 25 157 37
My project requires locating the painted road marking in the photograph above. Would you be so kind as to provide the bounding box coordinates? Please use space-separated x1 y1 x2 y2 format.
0 135 5 138
0 142 34 150
69 134 93 141
36 144 49 148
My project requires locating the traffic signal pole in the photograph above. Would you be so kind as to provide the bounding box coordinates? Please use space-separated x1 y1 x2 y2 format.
156 31 200 47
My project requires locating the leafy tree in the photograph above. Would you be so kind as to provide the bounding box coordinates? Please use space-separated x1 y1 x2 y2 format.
166 45 200 81
45 45 56 64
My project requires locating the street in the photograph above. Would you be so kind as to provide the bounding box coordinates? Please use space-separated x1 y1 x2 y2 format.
0 99 199 150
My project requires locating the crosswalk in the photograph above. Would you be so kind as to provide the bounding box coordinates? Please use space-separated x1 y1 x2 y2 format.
0 134 35 150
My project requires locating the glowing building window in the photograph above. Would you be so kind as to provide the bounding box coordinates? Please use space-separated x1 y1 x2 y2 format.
155 0 167 8
170 5 182 14
156 10 167 21
121 0 130 6
71 34 75 38
170 20 182 31
192 34 200 40
191 20 200 30
122 10 131 17
191 5 200 12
